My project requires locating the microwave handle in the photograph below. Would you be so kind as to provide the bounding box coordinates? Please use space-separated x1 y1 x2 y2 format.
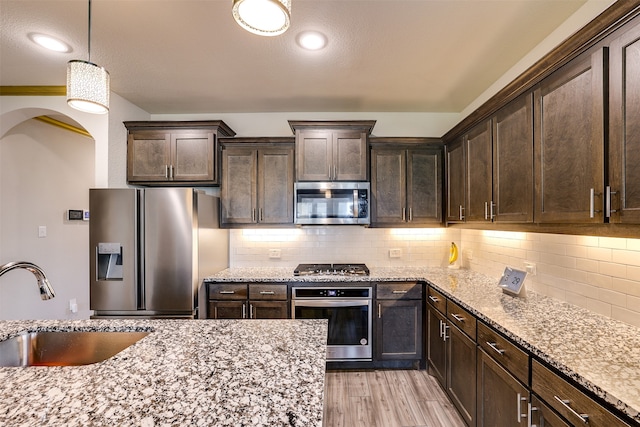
353 190 358 218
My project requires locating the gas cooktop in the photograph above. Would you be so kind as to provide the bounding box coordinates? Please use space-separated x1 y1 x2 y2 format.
293 263 370 276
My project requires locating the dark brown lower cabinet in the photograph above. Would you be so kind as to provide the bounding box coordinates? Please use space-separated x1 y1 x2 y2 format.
530 395 571 427
447 323 476 427
209 300 245 319
477 348 529 427
208 283 288 319
427 306 447 386
250 301 288 319
376 300 422 359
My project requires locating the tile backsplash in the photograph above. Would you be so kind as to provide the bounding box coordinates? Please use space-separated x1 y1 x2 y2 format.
229 227 640 328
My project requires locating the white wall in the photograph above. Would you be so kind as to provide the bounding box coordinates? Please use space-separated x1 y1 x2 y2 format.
0 118 94 319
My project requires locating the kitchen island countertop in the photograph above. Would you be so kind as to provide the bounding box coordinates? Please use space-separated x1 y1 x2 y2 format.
206 266 640 423
0 319 327 426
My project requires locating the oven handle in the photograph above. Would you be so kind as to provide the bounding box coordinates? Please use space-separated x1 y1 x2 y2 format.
292 299 371 308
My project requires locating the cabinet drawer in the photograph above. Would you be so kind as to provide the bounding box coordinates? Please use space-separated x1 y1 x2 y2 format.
446 300 476 341
377 282 422 299
208 283 248 300
427 287 447 314
532 360 631 427
477 321 529 385
249 284 288 300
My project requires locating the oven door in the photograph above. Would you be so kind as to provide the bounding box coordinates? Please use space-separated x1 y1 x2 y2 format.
292 299 372 361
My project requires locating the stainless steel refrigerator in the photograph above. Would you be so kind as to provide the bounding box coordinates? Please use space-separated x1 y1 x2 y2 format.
89 188 229 318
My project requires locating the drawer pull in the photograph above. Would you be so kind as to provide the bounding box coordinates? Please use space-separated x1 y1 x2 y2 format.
219 290 236 294
392 290 408 294
553 396 589 424
428 295 440 303
451 313 465 322
486 341 505 355
259 291 275 295
516 393 527 423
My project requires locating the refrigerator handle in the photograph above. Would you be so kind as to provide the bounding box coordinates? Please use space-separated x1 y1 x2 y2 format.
137 189 145 310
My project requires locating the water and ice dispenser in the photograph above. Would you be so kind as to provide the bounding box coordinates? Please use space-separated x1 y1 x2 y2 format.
97 243 123 280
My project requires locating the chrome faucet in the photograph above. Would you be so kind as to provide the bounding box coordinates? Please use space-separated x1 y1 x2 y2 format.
0 261 56 300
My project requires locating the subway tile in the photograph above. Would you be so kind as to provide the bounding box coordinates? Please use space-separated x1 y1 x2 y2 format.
611 277 640 298
599 261 627 279
612 249 640 267
627 295 640 313
575 235 599 247
565 244 588 258
587 272 612 289
611 307 640 328
598 288 627 307
585 298 612 317
598 236 627 249
576 258 598 273
626 238 640 251
587 246 612 262
565 291 588 309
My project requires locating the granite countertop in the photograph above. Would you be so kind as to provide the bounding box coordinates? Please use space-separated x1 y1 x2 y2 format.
207 266 640 423
0 319 327 427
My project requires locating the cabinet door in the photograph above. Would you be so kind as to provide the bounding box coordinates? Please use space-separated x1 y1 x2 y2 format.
427 307 447 387
208 301 246 319
371 149 406 224
465 120 493 222
448 323 477 427
171 132 214 182
493 93 534 223
250 301 289 319
530 395 571 427
477 348 528 427
409 149 442 224
221 148 257 225
334 131 368 181
127 131 171 182
296 130 332 181
376 300 422 360
446 140 466 222
609 22 640 223
534 49 605 223
258 148 294 224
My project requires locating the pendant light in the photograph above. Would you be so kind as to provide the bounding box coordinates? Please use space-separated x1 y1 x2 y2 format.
232 0 291 36
66 0 110 114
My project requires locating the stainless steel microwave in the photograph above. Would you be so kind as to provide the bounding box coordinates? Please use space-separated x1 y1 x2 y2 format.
294 182 370 225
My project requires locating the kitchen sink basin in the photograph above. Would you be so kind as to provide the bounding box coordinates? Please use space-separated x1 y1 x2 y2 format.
0 330 150 367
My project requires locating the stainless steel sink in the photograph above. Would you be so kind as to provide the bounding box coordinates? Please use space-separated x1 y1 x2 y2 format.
0 330 150 367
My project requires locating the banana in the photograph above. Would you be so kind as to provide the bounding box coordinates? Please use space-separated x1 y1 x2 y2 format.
449 242 459 265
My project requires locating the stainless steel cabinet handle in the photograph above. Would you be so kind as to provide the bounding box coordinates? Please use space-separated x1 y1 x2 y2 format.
486 341 505 355
402 208 406 221
484 201 489 220
214 306 218 318
242 303 246 319
252 209 256 223
490 201 495 220
392 290 408 294
259 208 264 222
378 303 382 319
459 205 465 221
409 208 413 222
438 320 444 338
442 324 449 341
450 313 465 322
529 404 538 427
165 165 169 179
516 393 528 423
334 165 337 180
553 396 589 424
259 291 275 295
606 186 618 218
428 295 439 303
219 290 235 294
250 304 254 319
169 165 174 179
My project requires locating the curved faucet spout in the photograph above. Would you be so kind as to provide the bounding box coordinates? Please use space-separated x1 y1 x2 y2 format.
0 261 56 300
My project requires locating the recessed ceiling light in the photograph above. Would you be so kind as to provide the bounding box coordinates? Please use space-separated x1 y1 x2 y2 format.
296 31 327 51
29 33 72 53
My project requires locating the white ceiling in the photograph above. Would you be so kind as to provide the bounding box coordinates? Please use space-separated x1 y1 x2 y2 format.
1 0 593 115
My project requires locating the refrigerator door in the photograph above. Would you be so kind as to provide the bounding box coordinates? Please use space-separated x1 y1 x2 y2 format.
90 189 139 311
143 188 197 313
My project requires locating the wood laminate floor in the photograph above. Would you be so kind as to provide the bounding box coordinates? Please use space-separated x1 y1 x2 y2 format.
323 369 466 427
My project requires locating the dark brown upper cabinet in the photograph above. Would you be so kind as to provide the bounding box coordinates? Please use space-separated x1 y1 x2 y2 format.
446 139 466 223
533 48 605 224
492 93 534 223
124 121 235 186
289 120 375 182
370 138 443 227
220 138 294 227
464 120 493 222
609 18 640 224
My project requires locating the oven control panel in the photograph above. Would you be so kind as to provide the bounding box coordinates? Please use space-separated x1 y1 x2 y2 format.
292 287 371 299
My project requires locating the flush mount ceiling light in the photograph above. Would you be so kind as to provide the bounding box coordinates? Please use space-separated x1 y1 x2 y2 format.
232 0 291 36
66 0 110 114
296 31 327 50
29 33 72 53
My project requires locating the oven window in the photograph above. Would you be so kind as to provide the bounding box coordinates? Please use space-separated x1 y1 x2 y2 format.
296 189 357 219
294 305 369 346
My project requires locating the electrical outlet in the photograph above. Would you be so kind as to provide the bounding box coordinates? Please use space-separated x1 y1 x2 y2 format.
524 261 537 276
268 249 281 259
389 248 402 258
38 225 47 238
466 249 474 260
69 298 78 314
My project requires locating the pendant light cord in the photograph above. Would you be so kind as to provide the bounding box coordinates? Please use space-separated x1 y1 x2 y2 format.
87 0 92 62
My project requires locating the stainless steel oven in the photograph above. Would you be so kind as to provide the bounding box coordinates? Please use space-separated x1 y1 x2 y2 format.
291 286 372 361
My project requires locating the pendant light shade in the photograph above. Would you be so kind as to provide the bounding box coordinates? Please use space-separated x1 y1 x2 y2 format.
232 0 291 36
67 60 110 114
67 0 110 114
